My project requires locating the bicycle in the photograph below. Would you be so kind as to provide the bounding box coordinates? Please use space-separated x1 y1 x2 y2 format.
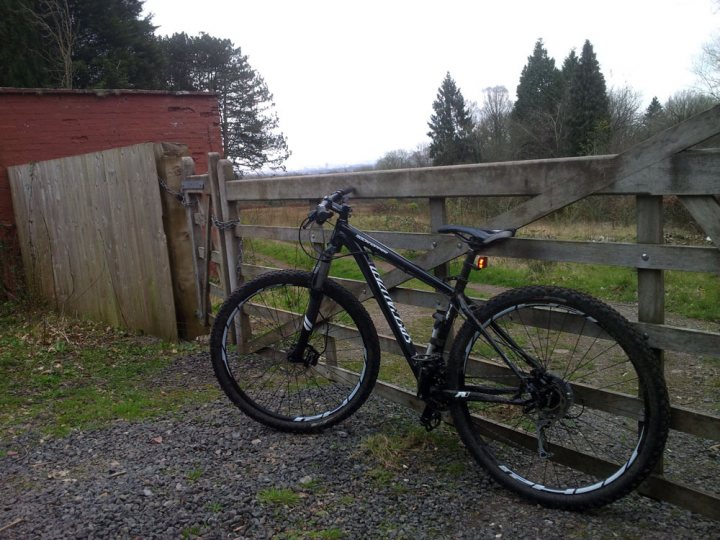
210 188 670 510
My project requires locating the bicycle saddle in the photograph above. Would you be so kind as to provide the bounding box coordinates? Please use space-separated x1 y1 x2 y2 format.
438 225 516 247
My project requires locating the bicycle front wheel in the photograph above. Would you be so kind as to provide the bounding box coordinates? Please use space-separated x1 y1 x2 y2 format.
448 286 669 510
210 270 380 433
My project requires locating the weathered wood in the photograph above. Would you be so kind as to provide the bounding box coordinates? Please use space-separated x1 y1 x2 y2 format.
181 158 204 323
8 143 177 340
225 150 720 202
483 105 720 229
240 262 720 354
636 194 665 472
679 195 720 247
235 226 720 274
637 196 665 326
207 153 232 299
637 322 720 355
157 146 206 339
200 194 213 326
429 197 449 279
217 159 243 293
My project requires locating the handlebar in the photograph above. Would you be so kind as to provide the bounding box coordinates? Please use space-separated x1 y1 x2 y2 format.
305 187 356 226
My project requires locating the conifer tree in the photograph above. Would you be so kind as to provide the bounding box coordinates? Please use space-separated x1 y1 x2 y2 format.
642 96 666 137
427 72 479 165
159 33 290 172
564 40 610 155
511 39 564 158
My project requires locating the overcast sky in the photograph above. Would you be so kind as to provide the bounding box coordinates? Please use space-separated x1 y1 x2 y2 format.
142 0 719 171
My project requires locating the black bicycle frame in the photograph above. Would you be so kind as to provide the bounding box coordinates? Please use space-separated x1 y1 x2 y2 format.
293 213 541 405
299 217 462 378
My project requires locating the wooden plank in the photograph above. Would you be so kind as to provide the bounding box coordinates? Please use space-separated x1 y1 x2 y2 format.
485 238 720 274
679 195 720 247
225 150 720 202
200 193 213 325
636 322 720 355
483 105 720 229
235 225 720 274
239 263 720 354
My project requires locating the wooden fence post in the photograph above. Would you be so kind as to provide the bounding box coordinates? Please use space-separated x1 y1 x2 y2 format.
156 143 206 339
637 194 665 473
208 153 232 300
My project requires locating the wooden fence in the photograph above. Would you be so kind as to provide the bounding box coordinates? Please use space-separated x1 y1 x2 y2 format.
8 143 179 340
179 106 720 518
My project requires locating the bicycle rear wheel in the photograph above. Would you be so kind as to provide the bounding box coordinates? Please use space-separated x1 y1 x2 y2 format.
210 270 380 433
448 286 669 510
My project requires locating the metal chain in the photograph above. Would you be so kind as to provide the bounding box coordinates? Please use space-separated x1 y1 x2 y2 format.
157 177 238 230
158 178 197 208
211 215 241 230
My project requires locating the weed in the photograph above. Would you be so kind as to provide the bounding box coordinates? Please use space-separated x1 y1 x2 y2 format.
206 501 223 513
367 467 395 486
257 487 301 506
181 525 203 539
187 468 203 482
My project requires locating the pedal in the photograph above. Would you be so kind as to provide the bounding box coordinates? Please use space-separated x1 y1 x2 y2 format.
420 405 442 432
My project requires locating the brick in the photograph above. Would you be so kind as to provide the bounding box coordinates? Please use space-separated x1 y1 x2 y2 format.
0 89 222 229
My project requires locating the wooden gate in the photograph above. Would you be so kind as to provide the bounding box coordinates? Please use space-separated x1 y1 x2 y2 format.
182 106 720 518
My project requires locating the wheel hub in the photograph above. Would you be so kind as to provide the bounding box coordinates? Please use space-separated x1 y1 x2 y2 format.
530 371 575 422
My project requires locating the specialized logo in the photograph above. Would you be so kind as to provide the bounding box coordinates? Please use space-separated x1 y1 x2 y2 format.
368 262 412 344
357 234 389 255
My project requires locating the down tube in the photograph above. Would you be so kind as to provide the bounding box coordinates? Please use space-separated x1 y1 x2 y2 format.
339 230 447 369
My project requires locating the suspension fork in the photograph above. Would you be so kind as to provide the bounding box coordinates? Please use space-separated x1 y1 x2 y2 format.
288 243 337 363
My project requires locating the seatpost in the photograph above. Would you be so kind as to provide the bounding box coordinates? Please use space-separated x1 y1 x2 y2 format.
454 251 477 295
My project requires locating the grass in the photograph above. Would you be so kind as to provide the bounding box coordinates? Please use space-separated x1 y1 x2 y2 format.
0 299 219 442
277 529 344 540
257 487 301 506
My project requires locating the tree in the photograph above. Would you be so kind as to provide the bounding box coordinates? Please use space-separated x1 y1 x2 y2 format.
511 39 564 158
1 0 163 89
159 33 290 172
427 72 480 166
375 145 431 170
69 0 163 89
564 40 610 156
0 0 50 87
475 86 513 162
19 0 75 87
642 96 666 137
607 85 642 152
663 89 717 124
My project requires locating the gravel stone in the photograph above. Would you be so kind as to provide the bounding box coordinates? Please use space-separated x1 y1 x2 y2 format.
1 354 717 539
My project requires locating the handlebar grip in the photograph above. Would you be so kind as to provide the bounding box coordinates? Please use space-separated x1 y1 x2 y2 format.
330 187 356 202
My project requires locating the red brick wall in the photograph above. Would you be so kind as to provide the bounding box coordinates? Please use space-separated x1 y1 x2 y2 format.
0 88 223 229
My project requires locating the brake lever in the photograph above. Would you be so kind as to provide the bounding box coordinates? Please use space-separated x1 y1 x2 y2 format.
302 211 317 229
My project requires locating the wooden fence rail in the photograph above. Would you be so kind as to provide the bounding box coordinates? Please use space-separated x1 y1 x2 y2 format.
181 105 720 519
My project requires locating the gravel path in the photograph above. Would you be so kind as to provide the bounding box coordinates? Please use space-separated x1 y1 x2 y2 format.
1 354 718 539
